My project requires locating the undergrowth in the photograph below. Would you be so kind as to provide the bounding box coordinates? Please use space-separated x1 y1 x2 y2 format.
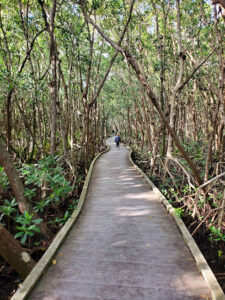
0 155 84 299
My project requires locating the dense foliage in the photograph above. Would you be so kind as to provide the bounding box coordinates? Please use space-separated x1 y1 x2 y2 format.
0 0 224 297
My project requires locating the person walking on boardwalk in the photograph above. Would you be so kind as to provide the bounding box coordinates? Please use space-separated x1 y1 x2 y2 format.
115 134 121 148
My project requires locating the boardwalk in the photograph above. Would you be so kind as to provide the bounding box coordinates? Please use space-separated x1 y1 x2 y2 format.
29 138 211 300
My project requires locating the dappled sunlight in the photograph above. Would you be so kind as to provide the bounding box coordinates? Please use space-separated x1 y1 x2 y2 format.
121 168 135 173
118 177 138 181
115 182 134 186
110 240 127 247
118 172 141 176
132 184 145 187
114 206 152 217
124 191 160 201
173 271 210 296
115 182 145 187
42 295 59 300
110 166 124 170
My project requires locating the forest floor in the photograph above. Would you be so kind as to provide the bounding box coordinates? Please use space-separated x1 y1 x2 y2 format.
0 261 19 300
131 150 225 293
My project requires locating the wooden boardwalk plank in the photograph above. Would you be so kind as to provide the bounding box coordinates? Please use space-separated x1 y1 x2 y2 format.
28 138 211 299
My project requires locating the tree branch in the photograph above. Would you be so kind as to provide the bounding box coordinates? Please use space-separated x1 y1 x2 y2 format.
178 46 217 92
88 0 135 108
17 27 47 75
78 2 203 186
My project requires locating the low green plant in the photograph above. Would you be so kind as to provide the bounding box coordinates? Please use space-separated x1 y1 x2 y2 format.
20 155 72 206
161 188 168 196
21 164 41 186
0 198 18 222
34 198 51 213
50 210 70 227
218 250 223 258
24 188 37 200
169 187 179 199
74 175 84 188
174 207 185 218
217 192 224 201
68 200 79 211
15 211 42 244
48 175 72 203
182 185 191 195
33 241 41 247
209 226 225 242
197 199 205 208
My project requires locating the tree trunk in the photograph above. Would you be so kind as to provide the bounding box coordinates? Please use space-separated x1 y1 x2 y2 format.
0 223 36 279
164 0 184 179
151 0 168 156
127 107 132 141
49 0 57 156
204 99 220 182
6 90 13 150
0 141 33 213
140 87 152 150
0 141 50 239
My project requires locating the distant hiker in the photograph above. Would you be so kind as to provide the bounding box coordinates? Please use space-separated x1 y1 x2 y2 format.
115 135 121 148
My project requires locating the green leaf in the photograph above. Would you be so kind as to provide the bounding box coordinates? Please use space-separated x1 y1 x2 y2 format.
16 226 26 231
32 227 40 233
14 231 24 238
33 218 42 225
21 234 28 244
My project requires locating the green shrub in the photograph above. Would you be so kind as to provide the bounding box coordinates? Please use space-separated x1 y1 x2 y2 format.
0 198 18 222
209 226 225 242
15 211 42 244
20 155 72 205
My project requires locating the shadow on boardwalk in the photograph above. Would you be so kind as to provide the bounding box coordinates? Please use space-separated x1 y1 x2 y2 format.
28 138 211 300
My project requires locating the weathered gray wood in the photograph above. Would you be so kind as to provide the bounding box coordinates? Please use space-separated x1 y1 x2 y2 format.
28 138 211 300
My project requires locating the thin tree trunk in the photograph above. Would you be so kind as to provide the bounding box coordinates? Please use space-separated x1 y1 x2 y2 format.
204 98 220 182
49 0 57 155
140 87 152 150
15 97 41 153
151 0 169 155
164 0 184 179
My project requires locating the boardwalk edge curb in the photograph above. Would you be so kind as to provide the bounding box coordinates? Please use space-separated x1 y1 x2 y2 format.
11 145 110 300
128 149 225 300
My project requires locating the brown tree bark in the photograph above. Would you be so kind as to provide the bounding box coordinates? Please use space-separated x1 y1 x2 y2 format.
211 4 225 177
140 88 152 150
49 0 57 156
0 223 36 279
151 0 169 156
164 0 184 179
37 0 57 156
0 141 50 239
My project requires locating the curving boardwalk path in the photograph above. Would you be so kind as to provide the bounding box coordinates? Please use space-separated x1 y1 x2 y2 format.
29 138 211 300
